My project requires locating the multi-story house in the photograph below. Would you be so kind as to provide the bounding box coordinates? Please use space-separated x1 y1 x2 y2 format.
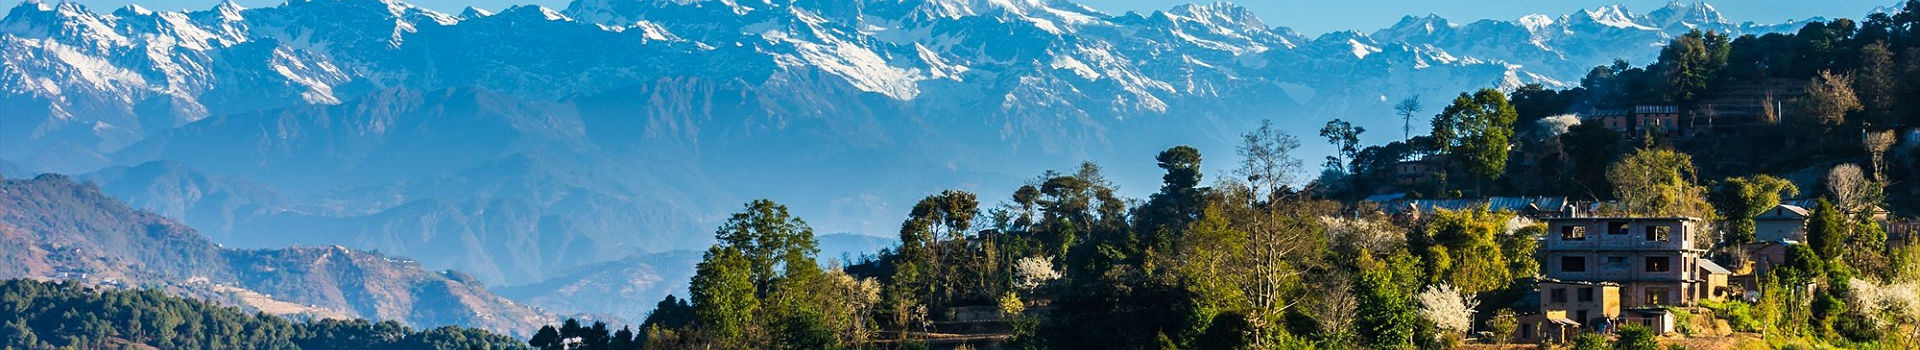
1585 105 1681 136
1535 280 1621 327
1754 204 1811 243
1632 105 1681 135
1541 217 1731 309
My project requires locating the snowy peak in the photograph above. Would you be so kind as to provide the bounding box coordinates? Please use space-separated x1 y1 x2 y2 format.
456 6 491 19
1378 14 1452 38
1647 1 1729 31
212 0 244 15
498 5 569 21
1518 14 1554 31
1160 2 1266 31
913 0 1058 19
1573 4 1653 30
17 0 51 11
2 0 131 47
112 4 153 17
0 0 1837 174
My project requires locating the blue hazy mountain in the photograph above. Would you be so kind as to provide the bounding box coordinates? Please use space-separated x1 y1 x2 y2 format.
0 0 1842 317
0 174 556 336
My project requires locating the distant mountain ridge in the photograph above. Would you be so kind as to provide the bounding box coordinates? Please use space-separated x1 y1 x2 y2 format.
494 232 894 321
3 0 1823 171
0 0 1863 319
0 174 555 336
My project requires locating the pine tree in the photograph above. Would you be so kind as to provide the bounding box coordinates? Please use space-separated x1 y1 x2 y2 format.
1807 199 1848 260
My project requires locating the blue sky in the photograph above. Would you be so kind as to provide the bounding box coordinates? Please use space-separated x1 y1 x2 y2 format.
67 0 1892 34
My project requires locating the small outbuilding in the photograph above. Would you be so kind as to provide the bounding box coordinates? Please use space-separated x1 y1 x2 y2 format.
1622 308 1676 335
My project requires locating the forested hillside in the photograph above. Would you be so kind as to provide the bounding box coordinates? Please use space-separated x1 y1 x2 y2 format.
0 174 555 336
0 279 524 350
1328 4 1920 209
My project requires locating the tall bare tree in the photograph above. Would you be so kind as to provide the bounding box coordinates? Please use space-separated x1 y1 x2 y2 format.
1303 270 1359 342
1396 96 1424 143
1236 119 1305 202
1826 164 1876 213
1864 130 1896 181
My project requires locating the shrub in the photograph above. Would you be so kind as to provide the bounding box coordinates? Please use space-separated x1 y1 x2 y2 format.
1702 299 1761 332
1617 325 1660 350
1571 333 1610 350
1665 306 1697 335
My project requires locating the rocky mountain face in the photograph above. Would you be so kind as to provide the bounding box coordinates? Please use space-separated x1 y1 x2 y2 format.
1 0 1839 318
0 174 555 336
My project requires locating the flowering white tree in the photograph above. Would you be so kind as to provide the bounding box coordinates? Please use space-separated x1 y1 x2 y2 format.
1535 114 1582 140
1013 256 1061 291
1848 278 1920 331
1322 216 1406 254
1418 283 1480 335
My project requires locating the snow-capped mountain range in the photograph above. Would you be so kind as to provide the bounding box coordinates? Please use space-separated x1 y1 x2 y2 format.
0 0 1860 320
3 0 1823 171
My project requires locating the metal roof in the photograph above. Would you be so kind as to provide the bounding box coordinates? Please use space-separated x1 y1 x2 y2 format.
1698 260 1732 275
1625 308 1671 317
1756 204 1809 219
1379 196 1571 215
1544 216 1704 222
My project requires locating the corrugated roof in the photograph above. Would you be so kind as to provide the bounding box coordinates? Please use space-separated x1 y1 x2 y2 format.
1363 193 1408 202
1626 308 1671 317
1698 260 1732 275
1380 197 1570 215
1757 204 1809 219
1548 317 1581 326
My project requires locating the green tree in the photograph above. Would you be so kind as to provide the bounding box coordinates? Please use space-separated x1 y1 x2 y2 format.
1422 207 1515 294
1137 145 1206 249
1607 148 1715 218
716 199 822 298
1173 203 1252 343
1501 224 1543 279
1767 244 1826 336
1559 122 1619 198
1430 88 1518 196
1509 83 1577 127
689 246 757 343
1660 30 1732 103
639 295 695 336
1319 119 1366 173
528 326 561 350
772 310 838 350
1853 41 1899 127
1711 175 1799 245
894 190 980 310
1488 309 1518 345
1843 215 1892 278
1354 250 1421 349
1807 199 1848 260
